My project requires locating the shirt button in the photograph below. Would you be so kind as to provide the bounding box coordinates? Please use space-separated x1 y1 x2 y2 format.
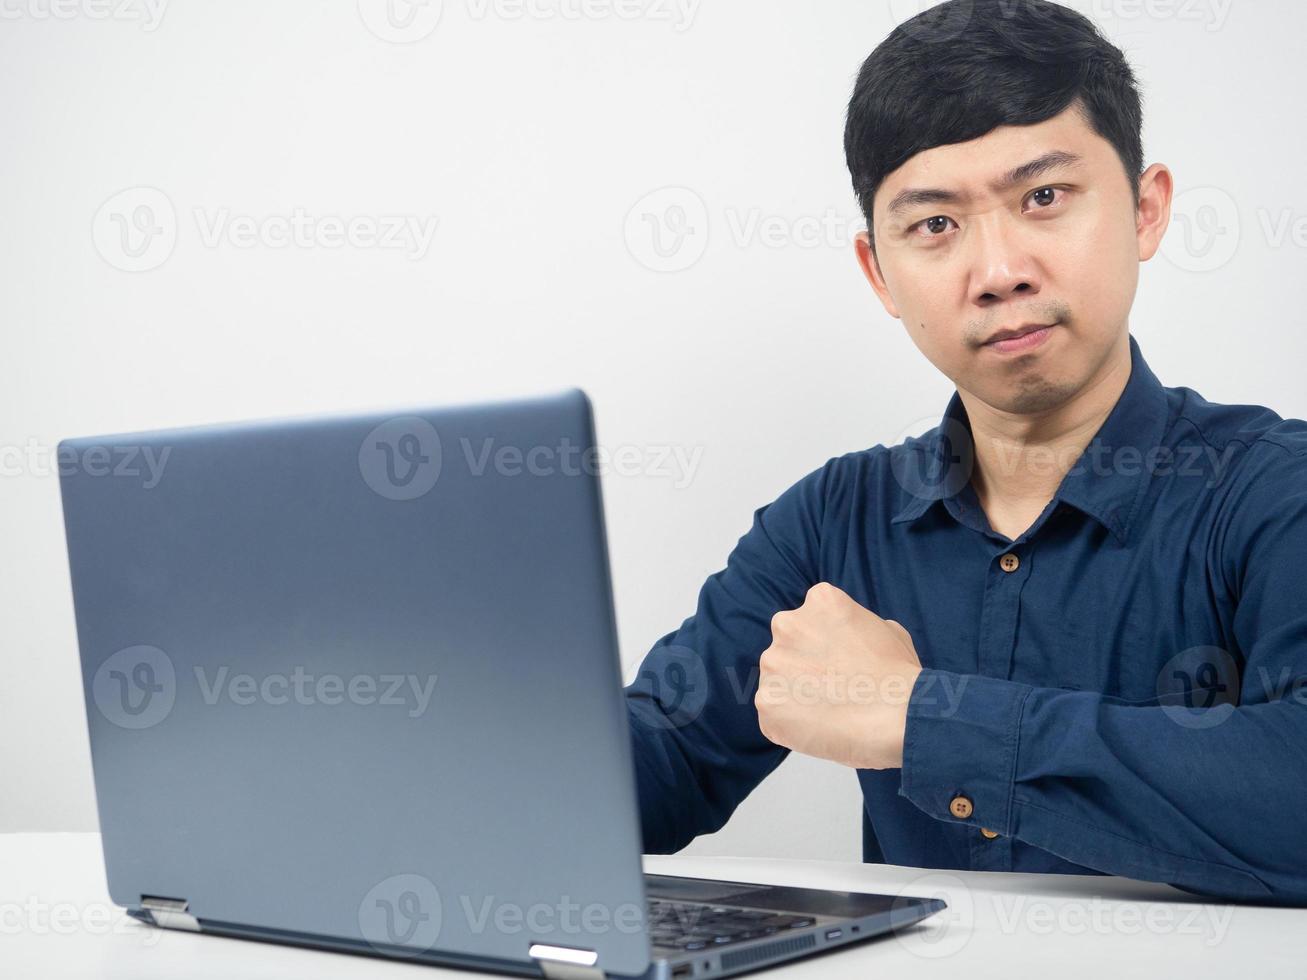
980 827 1000 839
949 795 974 819
999 552 1020 573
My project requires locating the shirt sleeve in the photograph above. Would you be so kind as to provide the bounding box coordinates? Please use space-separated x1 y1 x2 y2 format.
625 458 833 854
898 432 1307 904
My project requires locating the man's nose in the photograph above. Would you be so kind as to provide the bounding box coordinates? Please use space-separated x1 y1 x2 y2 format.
967 213 1042 307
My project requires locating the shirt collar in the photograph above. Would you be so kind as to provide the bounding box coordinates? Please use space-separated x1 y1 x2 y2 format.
890 333 1171 544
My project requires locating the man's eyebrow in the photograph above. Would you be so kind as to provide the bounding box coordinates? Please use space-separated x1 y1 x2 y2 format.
883 150 1085 218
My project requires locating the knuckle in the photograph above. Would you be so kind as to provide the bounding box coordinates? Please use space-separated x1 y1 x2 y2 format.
807 581 836 602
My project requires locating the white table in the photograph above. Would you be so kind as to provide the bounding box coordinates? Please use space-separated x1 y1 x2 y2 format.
2 833 1301 978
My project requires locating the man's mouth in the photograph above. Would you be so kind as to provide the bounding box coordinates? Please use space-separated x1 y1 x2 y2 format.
983 321 1059 354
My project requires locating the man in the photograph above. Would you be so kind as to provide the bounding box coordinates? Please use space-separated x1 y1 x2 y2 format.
624 0 1307 905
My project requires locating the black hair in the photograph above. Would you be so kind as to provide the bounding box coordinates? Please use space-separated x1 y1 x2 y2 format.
844 0 1144 246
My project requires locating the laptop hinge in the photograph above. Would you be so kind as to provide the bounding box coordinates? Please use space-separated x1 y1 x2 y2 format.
140 895 201 932
528 943 605 980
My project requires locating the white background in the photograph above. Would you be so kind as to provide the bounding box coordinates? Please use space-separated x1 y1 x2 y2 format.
2 0 1305 864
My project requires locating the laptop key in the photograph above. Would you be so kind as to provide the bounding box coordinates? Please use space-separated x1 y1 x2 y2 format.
646 899 818 950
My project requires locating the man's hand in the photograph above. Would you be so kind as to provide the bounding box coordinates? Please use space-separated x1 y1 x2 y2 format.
755 582 923 770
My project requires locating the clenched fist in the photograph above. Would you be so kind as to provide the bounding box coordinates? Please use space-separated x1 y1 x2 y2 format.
754 582 923 770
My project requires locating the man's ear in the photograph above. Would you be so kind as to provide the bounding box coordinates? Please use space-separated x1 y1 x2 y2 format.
854 230 901 319
1135 163 1174 262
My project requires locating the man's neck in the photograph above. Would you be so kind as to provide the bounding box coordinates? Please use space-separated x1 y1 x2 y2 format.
963 332 1133 537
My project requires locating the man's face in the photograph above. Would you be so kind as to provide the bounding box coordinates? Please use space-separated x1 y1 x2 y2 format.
856 101 1170 416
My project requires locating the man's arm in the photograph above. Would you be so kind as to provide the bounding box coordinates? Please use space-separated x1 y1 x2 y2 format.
900 435 1307 904
624 459 832 854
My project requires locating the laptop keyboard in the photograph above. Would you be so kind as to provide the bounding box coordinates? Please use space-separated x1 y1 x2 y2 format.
646 898 817 951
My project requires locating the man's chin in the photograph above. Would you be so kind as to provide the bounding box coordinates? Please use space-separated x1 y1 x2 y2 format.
977 375 1079 417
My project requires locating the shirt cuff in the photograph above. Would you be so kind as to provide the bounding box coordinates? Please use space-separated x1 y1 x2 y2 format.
898 667 1034 835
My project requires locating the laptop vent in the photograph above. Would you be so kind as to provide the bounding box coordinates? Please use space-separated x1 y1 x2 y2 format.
720 933 816 970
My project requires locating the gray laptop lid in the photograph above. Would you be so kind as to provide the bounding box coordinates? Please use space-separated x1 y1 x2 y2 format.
59 389 650 976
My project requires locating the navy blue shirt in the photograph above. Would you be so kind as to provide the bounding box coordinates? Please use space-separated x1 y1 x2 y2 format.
625 333 1307 904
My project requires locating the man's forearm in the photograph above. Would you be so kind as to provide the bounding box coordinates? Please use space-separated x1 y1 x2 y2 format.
899 666 1307 903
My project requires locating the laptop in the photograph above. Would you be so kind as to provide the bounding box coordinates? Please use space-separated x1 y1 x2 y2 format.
58 388 945 979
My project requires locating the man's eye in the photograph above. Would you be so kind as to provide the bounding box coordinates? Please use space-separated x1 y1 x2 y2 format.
1025 186 1065 210
912 215 956 238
